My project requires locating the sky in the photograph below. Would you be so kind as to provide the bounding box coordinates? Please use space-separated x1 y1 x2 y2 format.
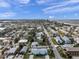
0 0 79 19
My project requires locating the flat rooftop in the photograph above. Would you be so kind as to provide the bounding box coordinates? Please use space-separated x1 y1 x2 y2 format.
66 47 79 51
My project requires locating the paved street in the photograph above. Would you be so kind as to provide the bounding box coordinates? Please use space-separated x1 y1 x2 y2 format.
29 55 34 59
45 55 50 59
72 56 79 59
43 26 62 59
14 55 23 59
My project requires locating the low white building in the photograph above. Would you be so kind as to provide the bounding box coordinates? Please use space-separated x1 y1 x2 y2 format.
36 32 44 42
18 39 28 45
31 48 48 55
74 37 79 43
31 42 39 47
0 37 9 46
20 46 27 54
55 36 63 44
62 36 71 44
7 46 19 54
37 36 43 42
0 27 6 32
36 32 44 37
37 26 42 30
59 29 68 35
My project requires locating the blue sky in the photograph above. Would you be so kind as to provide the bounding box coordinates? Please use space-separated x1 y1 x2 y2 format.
0 0 79 19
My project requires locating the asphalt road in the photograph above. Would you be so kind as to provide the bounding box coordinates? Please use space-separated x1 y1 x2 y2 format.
43 26 62 59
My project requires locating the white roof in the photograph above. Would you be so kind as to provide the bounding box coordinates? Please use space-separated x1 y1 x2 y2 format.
37 36 41 39
0 45 2 49
0 37 7 40
6 55 14 59
62 36 71 44
59 29 68 34
31 48 47 55
3 40 9 42
75 38 79 43
37 26 42 29
32 42 38 46
8 46 18 54
55 36 63 43
20 46 27 53
66 47 79 51
0 27 5 31
36 32 43 37
19 40 28 43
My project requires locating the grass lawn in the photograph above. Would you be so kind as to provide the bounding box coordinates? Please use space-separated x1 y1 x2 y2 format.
57 46 68 58
34 55 45 59
58 31 65 36
52 37 58 45
48 48 55 58
23 53 29 59
74 44 79 47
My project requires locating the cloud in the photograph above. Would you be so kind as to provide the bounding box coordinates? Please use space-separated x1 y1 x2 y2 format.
0 0 10 8
49 16 55 19
0 12 16 18
55 6 79 12
43 0 79 14
43 0 79 11
36 0 49 4
43 5 79 14
70 0 79 2
18 0 30 4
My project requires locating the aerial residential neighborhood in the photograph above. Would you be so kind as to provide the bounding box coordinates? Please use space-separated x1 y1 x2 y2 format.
0 20 79 59
0 0 79 59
